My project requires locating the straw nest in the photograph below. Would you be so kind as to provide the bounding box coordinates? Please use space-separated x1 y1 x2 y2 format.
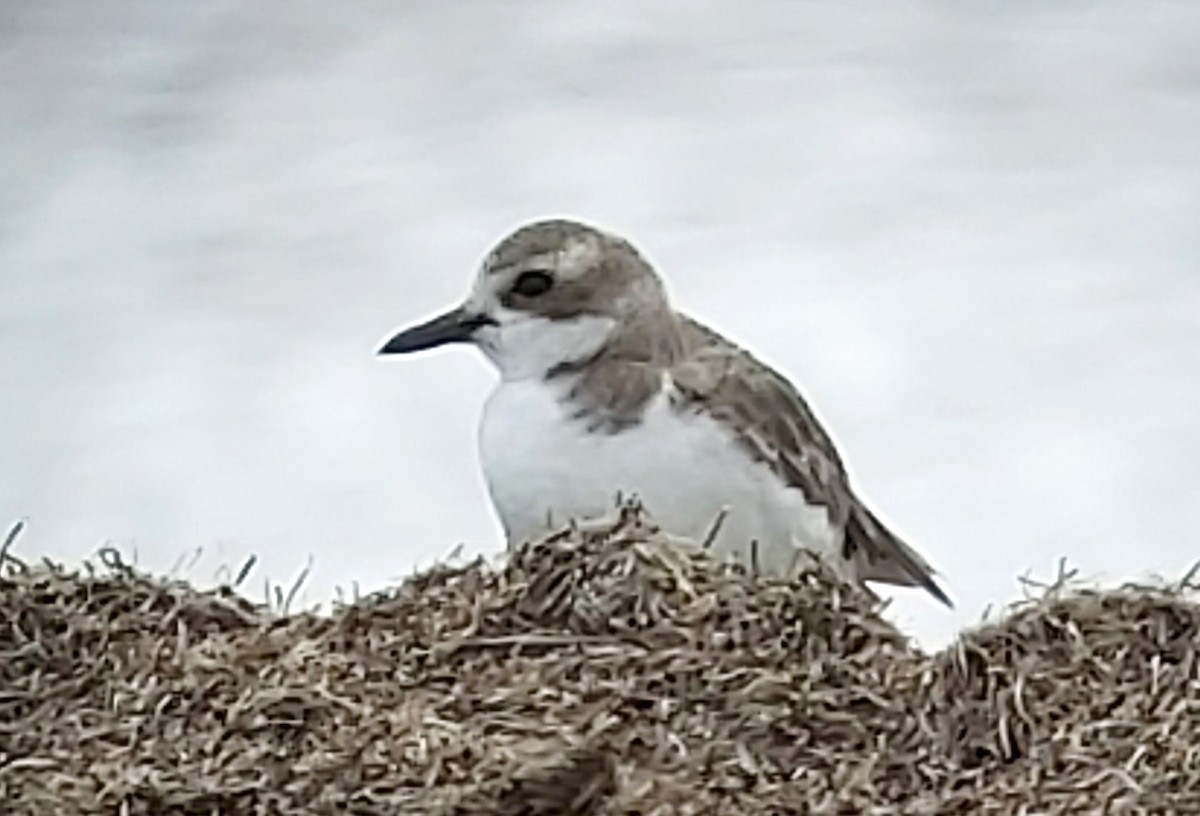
2 506 1198 815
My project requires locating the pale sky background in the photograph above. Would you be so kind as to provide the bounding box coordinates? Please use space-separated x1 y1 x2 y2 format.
3 0 1198 649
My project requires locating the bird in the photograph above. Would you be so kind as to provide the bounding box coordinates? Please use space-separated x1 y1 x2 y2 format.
378 218 951 606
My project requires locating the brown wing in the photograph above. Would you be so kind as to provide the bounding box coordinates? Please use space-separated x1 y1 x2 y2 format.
670 314 951 607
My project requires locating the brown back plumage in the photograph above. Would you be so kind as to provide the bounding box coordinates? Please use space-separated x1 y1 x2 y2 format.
670 315 952 607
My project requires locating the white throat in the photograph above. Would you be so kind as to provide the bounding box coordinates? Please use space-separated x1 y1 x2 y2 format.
475 311 617 381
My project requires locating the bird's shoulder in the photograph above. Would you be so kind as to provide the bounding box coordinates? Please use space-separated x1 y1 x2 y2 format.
667 314 852 523
668 313 951 606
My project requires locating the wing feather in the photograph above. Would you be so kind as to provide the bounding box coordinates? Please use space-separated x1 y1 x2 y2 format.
671 314 951 606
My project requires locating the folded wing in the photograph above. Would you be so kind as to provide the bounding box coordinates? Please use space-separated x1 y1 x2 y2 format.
670 314 951 607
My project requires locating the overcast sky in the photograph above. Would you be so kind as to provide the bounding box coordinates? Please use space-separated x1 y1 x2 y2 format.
3 0 1198 649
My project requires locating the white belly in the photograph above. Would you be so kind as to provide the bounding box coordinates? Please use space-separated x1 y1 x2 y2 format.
478 378 847 578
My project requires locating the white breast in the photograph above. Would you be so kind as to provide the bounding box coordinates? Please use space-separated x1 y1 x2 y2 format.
478 376 848 579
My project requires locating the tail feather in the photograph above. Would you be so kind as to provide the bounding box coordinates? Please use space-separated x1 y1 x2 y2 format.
846 504 952 608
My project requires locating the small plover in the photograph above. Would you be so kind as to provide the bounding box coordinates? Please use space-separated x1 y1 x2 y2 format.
379 219 950 606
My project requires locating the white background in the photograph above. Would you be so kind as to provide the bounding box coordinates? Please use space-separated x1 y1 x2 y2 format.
3 0 1198 648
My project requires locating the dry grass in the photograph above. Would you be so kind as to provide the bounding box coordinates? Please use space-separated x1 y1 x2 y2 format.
2 507 1198 815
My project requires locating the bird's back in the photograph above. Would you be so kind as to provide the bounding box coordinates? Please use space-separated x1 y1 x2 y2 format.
670 312 951 606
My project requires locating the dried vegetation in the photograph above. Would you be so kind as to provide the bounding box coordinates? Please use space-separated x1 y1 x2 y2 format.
2 508 1198 814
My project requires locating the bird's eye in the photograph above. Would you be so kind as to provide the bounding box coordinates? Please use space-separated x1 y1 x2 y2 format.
512 270 554 298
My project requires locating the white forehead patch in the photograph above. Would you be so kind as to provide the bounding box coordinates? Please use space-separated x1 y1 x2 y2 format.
557 234 606 280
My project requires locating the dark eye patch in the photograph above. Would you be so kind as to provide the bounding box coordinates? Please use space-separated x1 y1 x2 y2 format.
511 270 554 298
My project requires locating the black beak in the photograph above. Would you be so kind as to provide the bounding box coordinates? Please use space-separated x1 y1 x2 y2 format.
377 306 495 356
